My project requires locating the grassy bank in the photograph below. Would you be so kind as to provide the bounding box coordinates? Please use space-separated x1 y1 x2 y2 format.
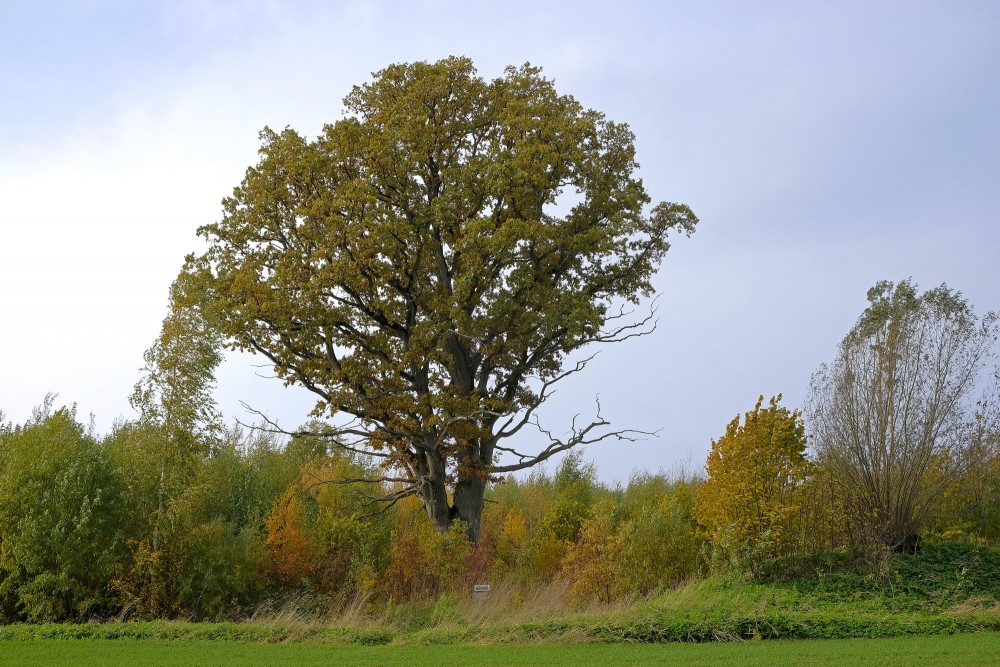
2 542 998 646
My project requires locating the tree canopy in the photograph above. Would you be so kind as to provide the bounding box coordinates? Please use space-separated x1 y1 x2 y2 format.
185 57 697 540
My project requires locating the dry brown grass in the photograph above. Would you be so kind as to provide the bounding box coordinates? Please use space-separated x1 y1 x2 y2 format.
243 576 652 634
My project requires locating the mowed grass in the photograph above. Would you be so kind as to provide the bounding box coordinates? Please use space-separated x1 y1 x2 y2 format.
3 633 1000 667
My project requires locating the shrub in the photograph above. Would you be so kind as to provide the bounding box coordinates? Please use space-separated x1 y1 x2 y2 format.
0 404 128 621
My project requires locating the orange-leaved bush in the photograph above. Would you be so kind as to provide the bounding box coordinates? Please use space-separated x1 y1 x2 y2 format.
265 488 317 587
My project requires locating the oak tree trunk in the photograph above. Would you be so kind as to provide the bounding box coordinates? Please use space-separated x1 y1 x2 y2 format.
414 444 488 541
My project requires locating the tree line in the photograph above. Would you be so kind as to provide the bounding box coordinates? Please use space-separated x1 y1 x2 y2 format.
1 306 997 623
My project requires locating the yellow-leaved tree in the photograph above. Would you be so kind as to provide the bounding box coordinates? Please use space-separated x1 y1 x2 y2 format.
694 395 809 571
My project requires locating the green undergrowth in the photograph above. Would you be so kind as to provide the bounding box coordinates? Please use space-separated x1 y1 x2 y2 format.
2 542 999 645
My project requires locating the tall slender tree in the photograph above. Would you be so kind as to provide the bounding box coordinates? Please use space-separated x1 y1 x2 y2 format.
129 273 223 565
131 275 222 443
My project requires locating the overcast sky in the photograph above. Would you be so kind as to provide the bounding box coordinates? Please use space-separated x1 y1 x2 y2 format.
2 1 998 481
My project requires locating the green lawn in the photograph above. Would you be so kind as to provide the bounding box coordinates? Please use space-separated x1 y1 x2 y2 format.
2 633 999 667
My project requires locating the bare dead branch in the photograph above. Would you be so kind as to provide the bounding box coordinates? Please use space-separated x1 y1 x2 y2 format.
235 401 394 458
495 353 599 440
491 396 659 473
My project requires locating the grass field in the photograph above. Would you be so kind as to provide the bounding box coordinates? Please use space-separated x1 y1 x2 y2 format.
2 633 1000 666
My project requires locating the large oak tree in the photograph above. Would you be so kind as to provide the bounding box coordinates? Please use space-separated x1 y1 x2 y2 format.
185 57 696 540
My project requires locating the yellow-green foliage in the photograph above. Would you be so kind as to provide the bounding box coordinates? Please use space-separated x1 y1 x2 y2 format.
786 463 854 555
29 387 1000 621
562 499 618 603
694 395 809 569
612 474 703 593
482 471 558 579
523 455 596 579
107 427 284 619
383 496 471 600
0 404 127 622
562 474 703 603
924 451 1000 545
296 443 392 596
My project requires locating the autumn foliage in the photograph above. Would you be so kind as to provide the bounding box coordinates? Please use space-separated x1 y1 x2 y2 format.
694 395 809 568
0 406 711 620
265 489 317 587
3 379 1000 623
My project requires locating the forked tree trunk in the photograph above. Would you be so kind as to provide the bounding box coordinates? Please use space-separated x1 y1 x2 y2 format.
416 450 453 534
415 448 487 542
451 475 485 542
